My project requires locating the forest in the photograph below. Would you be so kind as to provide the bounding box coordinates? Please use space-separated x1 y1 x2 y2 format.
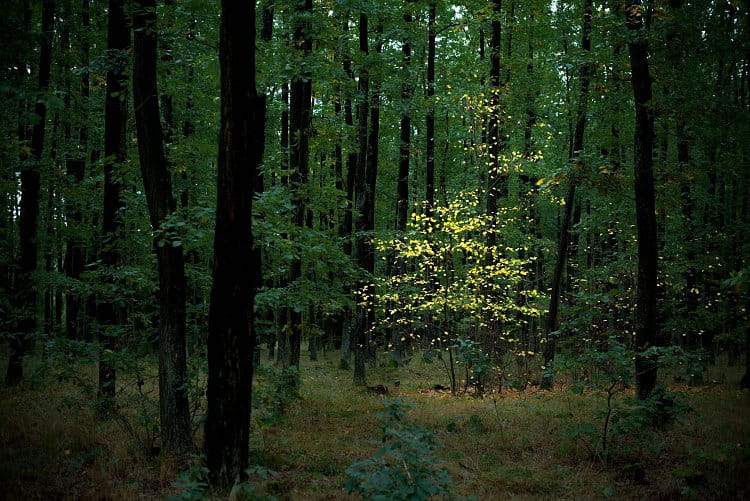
1 0 749 498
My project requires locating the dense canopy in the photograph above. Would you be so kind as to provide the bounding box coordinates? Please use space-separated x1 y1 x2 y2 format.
1 0 749 498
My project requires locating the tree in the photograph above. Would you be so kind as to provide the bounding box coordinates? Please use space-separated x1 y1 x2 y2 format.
425 1 436 219
542 0 593 390
286 0 314 374
353 9 370 386
6 0 54 385
626 0 659 400
204 0 265 485
486 0 506 244
391 6 413 365
64 0 91 341
97 0 130 403
131 0 191 454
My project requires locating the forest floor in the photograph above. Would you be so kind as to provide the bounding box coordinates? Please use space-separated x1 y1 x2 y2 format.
1 347 749 500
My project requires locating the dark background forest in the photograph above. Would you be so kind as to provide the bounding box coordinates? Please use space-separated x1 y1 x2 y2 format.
1 0 749 498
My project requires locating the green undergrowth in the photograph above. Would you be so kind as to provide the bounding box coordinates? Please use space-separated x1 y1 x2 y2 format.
1 347 749 500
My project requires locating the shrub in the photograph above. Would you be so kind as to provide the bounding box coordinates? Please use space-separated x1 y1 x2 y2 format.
345 399 461 500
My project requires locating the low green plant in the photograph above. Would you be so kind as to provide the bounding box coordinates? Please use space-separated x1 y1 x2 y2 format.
253 366 301 447
229 466 279 501
168 465 209 501
345 399 461 500
453 339 491 397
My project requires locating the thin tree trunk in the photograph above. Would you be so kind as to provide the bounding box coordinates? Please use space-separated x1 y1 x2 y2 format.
353 10 370 386
486 0 506 250
276 82 290 366
7 0 54 385
626 0 659 400
340 14 357 365
286 0 313 374
205 0 264 485
542 0 593 390
64 0 90 340
96 0 130 403
364 22 384 367
425 2 436 219
391 8 413 365
132 0 192 454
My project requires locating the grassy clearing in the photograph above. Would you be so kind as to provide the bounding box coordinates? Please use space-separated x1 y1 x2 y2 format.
1 348 749 500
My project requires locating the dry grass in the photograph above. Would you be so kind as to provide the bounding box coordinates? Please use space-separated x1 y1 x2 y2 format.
1 348 748 500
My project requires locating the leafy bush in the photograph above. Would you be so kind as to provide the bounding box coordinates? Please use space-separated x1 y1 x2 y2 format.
453 339 491 397
254 366 301 428
169 465 209 501
345 399 461 500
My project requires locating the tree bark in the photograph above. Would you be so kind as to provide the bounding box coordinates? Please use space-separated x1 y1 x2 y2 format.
397 11 412 238
353 10 370 386
96 0 130 403
204 0 264 485
364 22 384 367
626 0 659 400
339 14 357 365
486 0 506 245
286 0 313 374
7 0 54 385
425 2 436 219
132 0 192 455
64 0 91 340
391 8 413 365
542 0 593 390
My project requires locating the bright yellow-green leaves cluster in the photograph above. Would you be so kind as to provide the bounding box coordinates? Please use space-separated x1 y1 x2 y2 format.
374 192 545 355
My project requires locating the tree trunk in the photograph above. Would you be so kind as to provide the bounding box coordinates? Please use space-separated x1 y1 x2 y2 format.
541 0 593 390
286 0 313 374
364 22 384 367
391 9 413 365
340 14 357 365
96 0 130 403
742 291 750 389
276 82 290 366
132 0 192 455
486 0 506 246
64 0 90 340
353 10 370 386
397 10 412 239
626 0 659 400
7 0 54 385
204 0 264 485
425 2 436 219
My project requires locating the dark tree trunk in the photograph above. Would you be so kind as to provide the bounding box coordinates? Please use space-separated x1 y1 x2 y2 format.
276 82 290 367
44 184 56 337
64 0 90 340
256 0 274 369
364 22 384 367
261 0 274 44
397 11 412 238
487 0 508 254
425 2 436 219
132 0 192 455
339 14 357 365
742 290 750 389
286 0 313 374
541 0 593 390
205 0 264 486
7 0 54 385
626 0 659 400
391 9 413 365
486 0 507 251
522 19 536 158
97 0 130 403
353 10 370 386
